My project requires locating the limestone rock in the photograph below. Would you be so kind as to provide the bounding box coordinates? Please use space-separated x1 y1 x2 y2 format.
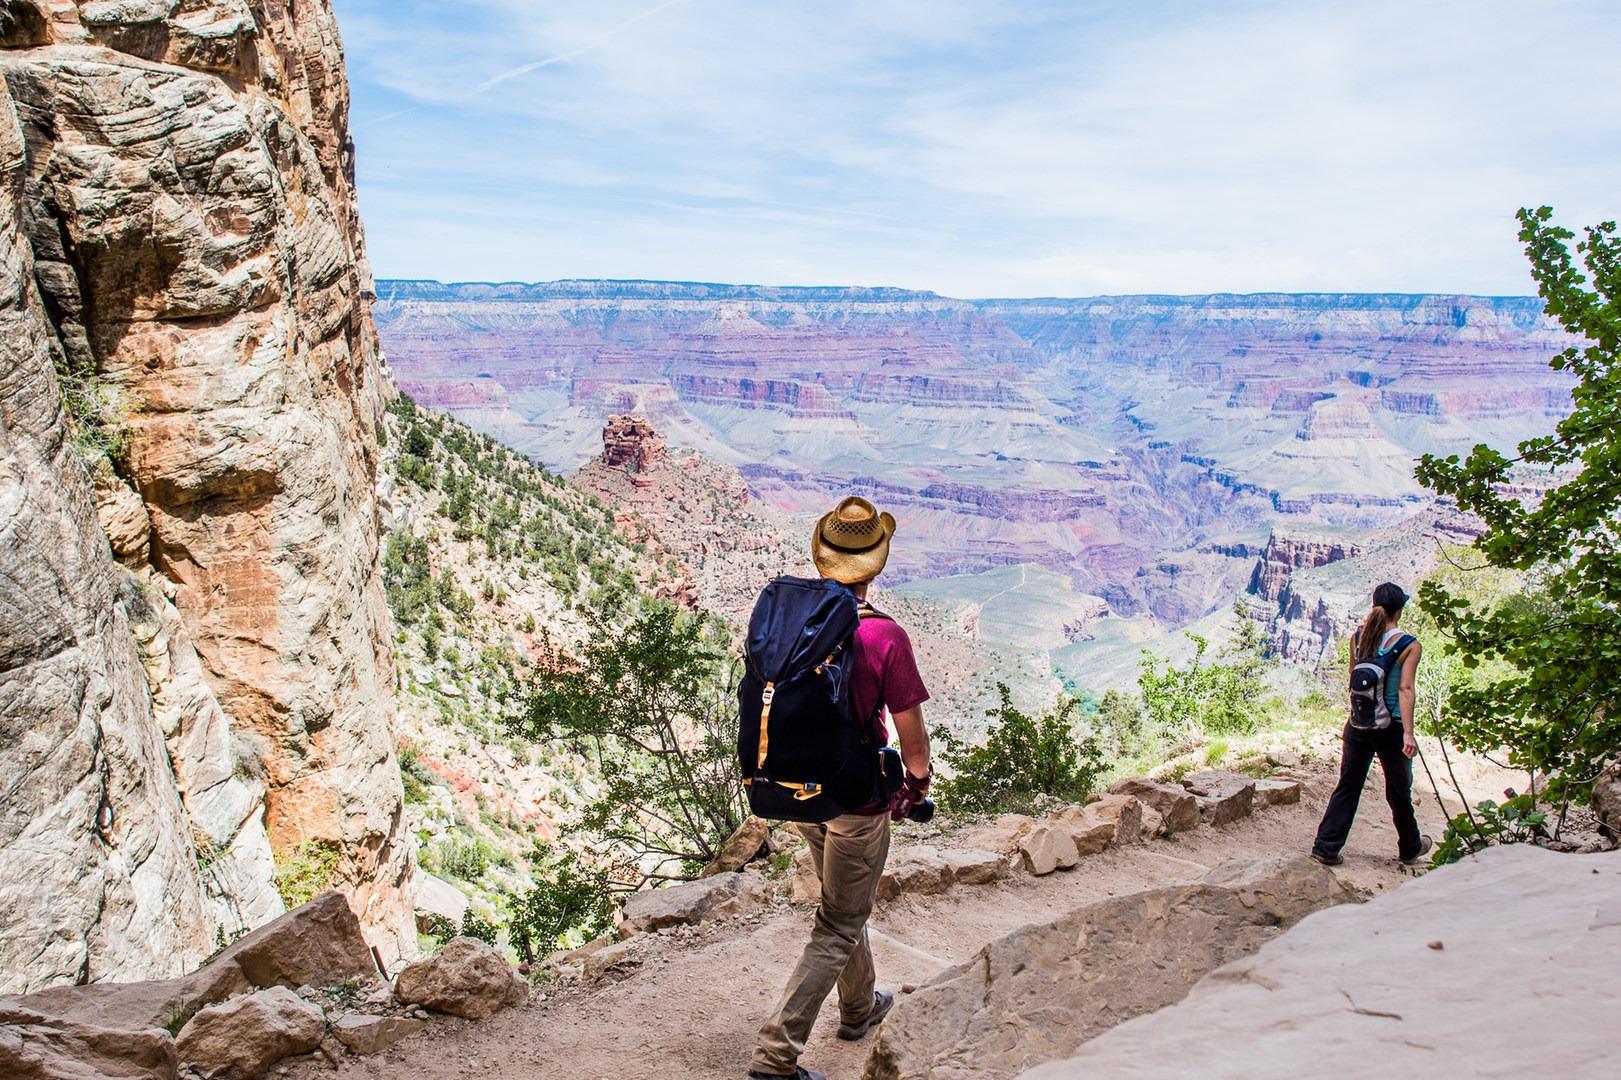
960 814 1035 855
1138 803 1167 840
0 0 415 988
864 855 1351 1080
941 849 1009 886
1023 846 1621 1079
331 1013 426 1056
1081 793 1144 846
878 847 953 900
699 816 771 878
1182 770 1257 826
619 873 767 935
412 871 469 933
0 1004 179 1079
1109 778 1199 835
1253 777 1303 807
0 71 212 993
175 986 325 1080
1018 823 1080 876
1047 804 1118 856
392 938 527 1021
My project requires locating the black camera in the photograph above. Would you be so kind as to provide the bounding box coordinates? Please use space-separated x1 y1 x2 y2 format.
906 797 935 824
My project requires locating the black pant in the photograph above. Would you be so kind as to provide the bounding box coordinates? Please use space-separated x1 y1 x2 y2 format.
1313 722 1423 861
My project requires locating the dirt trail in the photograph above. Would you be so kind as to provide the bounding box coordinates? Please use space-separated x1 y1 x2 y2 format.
295 766 1469 1080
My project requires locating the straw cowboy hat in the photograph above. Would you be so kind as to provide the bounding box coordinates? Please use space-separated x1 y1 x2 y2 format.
811 496 896 584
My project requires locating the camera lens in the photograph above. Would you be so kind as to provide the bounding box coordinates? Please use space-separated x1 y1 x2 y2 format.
907 798 935 824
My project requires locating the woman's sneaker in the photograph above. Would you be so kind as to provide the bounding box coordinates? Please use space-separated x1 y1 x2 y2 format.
1309 850 1343 867
1401 835 1434 865
836 990 895 1040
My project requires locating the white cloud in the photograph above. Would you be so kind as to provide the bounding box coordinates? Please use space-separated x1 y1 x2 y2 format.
333 0 1621 295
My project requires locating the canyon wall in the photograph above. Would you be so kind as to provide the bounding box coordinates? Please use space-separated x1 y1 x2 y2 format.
0 0 410 990
373 281 1573 636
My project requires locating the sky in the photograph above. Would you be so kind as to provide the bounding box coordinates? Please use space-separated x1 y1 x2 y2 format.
335 0 1621 298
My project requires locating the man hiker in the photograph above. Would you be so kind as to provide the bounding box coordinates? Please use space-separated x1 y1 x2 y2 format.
748 496 932 1080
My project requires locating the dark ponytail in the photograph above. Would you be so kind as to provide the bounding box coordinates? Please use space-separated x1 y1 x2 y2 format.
1353 582 1408 661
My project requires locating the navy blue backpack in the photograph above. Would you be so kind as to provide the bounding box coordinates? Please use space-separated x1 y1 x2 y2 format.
737 576 902 823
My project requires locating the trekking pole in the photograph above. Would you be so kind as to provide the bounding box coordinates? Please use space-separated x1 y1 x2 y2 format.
1412 740 1452 825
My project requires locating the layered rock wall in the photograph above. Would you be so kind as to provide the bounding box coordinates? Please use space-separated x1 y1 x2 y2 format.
0 0 411 989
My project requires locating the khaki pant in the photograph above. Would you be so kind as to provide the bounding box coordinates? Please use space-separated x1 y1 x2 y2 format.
751 812 891 1076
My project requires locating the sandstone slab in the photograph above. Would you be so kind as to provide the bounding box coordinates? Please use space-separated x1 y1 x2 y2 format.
1109 778 1199 834
1021 846 1621 1080
583 939 645 982
863 855 1350 1080
619 872 767 935
174 986 324 1080
412 871 469 932
1182 770 1256 826
331 1013 426 1056
1018 823 1080 876
393 937 527 1021
699 816 772 878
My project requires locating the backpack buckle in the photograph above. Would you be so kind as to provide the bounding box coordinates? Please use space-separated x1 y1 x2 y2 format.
761 683 776 706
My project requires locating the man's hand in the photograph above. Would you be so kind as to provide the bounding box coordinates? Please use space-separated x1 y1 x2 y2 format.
889 771 931 822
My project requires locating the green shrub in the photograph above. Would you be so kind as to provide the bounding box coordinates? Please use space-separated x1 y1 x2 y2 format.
933 684 1106 815
273 839 341 909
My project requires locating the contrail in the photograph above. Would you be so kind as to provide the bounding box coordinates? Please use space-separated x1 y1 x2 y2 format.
473 0 688 95
357 0 688 130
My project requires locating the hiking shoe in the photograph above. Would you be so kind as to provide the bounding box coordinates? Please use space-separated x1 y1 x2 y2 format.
747 1070 825 1080
837 989 895 1041
1309 850 1343 867
1401 834 1434 865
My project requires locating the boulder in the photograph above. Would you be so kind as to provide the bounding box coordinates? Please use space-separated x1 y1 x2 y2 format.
959 814 1035 855
392 938 528 1021
583 939 645 982
618 874 769 936
174 987 325 1080
941 849 1009 886
1023 846 1621 1079
864 855 1351 1080
1181 770 1256 826
330 1013 427 1056
0 1004 178 1080
1048 804 1118 857
209 891 377 992
1253 777 1303 807
1018 823 1080 876
879 847 953 900
699 817 773 877
1109 778 1199 835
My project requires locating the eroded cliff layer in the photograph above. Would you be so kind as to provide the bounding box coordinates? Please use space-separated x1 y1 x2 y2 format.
0 0 410 990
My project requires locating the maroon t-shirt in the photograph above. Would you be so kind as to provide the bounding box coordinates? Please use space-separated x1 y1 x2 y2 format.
849 610 930 773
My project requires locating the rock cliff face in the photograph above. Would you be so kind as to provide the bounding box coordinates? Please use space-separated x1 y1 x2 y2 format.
0 0 410 990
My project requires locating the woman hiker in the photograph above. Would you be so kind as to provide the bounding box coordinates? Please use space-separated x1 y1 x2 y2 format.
1310 582 1434 867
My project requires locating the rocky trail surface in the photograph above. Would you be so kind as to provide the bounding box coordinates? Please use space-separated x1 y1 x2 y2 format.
286 767 1449 1080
